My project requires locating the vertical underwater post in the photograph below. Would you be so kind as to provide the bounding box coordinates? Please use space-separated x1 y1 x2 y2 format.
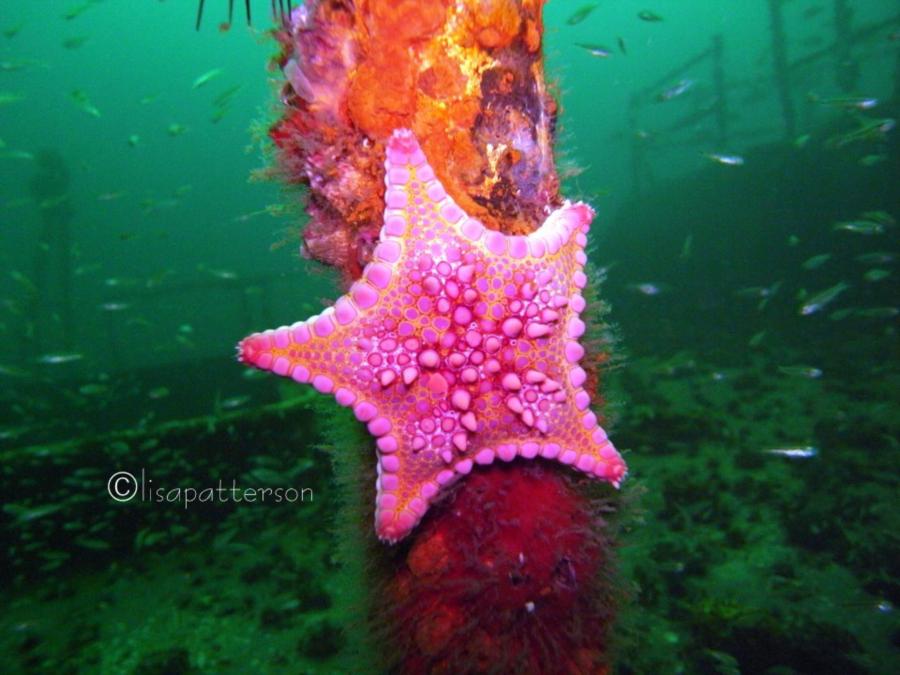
628 92 644 196
767 0 797 139
27 150 75 354
832 0 859 93
892 44 900 107
711 33 728 148
237 1 627 671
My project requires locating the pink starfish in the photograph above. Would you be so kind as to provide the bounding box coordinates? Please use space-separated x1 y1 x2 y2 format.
238 129 627 543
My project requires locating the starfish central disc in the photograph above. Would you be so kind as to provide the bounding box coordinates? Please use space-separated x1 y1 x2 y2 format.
238 129 627 542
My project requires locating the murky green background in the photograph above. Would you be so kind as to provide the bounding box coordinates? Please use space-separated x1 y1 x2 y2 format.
1 1 898 673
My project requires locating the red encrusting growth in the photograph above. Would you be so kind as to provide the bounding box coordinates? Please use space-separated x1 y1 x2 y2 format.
268 0 559 281
389 464 613 675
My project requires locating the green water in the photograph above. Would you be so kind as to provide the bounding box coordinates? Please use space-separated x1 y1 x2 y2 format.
1 1 898 673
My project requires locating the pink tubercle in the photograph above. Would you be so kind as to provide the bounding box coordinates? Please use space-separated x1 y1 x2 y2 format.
485 230 507 255
461 218 485 241
334 297 357 325
509 236 528 259
374 240 402 263
312 375 334 393
354 400 377 422
351 281 378 309
313 313 335 337
387 128 418 157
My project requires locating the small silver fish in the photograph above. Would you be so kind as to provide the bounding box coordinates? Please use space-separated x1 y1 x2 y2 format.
628 282 662 296
777 365 823 379
576 43 612 58
863 269 890 282
799 281 849 315
220 395 251 410
860 211 895 226
736 281 781 299
834 220 884 235
828 308 855 321
0 91 25 105
192 68 223 89
802 253 831 270
854 252 894 265
37 352 84 365
816 95 878 110
657 79 693 102
704 152 744 166
566 3 600 26
764 446 818 459
638 10 664 22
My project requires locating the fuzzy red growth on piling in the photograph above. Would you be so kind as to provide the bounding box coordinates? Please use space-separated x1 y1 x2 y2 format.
386 463 614 675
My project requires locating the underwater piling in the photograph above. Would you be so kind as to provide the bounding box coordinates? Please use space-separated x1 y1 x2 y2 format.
893 45 900 107
240 1 625 672
767 0 797 139
627 93 645 196
712 34 728 148
27 150 76 355
832 0 859 93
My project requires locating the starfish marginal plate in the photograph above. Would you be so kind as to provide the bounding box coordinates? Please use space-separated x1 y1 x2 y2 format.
238 129 627 542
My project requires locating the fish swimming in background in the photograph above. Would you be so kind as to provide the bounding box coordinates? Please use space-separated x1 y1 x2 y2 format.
99 302 130 312
736 281 782 300
657 79 694 102
1 59 46 72
617 36 628 55
2 22 25 39
860 211 895 227
63 0 101 21
628 282 662 296
748 331 766 347
566 3 600 26
62 35 89 49
37 352 84 365
0 92 25 106
704 152 744 166
863 269 890 282
833 220 884 235
854 252 894 265
763 446 819 459
827 116 895 148
799 281 850 316
70 89 100 117
192 67 224 89
777 365 823 379
810 93 879 111
859 154 887 167
576 43 612 58
638 10 664 22
802 253 831 270
213 84 242 107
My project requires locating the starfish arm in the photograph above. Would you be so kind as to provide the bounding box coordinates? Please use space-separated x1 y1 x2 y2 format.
238 128 627 543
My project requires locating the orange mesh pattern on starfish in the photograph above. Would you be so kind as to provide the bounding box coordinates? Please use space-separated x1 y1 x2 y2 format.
238 129 626 542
